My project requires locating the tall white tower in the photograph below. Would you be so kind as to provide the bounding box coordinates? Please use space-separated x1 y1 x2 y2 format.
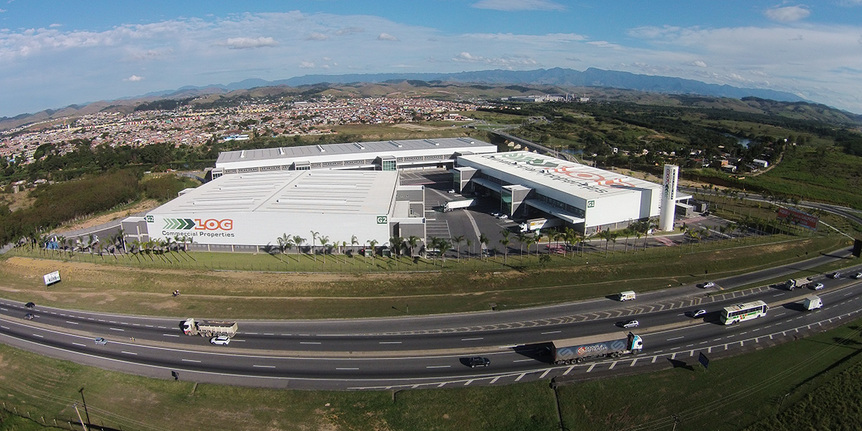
659 164 679 231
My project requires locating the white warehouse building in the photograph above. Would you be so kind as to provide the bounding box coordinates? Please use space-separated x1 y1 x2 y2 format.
211 137 497 179
454 151 671 235
122 169 426 252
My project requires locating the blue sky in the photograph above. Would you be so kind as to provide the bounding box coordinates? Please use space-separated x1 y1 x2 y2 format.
2 0 862 118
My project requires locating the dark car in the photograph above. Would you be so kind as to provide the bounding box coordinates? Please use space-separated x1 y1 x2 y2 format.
688 309 707 318
24 302 35 309
467 356 491 368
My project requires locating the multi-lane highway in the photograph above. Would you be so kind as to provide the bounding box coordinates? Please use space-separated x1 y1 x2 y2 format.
0 254 860 390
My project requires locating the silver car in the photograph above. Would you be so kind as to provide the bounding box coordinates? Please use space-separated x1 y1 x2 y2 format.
210 335 231 345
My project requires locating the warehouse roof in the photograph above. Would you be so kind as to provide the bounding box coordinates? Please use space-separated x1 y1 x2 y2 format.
150 170 399 215
216 137 496 169
457 151 662 201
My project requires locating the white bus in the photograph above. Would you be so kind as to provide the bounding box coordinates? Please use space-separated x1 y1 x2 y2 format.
720 300 768 325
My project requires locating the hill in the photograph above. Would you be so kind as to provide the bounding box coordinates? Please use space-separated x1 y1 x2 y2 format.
5 68 862 131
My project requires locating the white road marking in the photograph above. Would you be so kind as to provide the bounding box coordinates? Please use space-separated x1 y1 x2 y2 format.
121 351 137 355
667 336 684 341
564 365 575 375
541 330 562 335
461 337 483 341
300 341 321 345
513 358 533 363
514 373 526 381
378 341 402 344
72 343 86 347
32 334 43 338
336 367 359 371
109 328 125 332
426 365 451 369
253 365 275 368
162 334 180 337
609 361 617 370
65 321 79 325
182 359 201 363
540 369 552 379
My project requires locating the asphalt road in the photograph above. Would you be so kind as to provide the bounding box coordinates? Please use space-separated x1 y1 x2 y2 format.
1 251 859 390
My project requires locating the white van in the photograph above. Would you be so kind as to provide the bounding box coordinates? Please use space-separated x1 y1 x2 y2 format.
619 291 636 301
802 295 822 311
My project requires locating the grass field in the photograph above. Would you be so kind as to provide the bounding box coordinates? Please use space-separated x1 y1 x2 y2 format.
0 235 850 319
1 316 860 430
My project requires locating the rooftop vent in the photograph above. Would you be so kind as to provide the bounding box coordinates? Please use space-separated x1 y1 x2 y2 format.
354 142 365 150
316 145 325 153
389 140 402 148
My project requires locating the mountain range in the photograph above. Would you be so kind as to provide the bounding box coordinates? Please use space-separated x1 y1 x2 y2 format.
4 67 861 131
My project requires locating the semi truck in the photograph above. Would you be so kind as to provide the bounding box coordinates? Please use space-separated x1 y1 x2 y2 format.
802 295 822 311
519 217 563 232
443 199 475 212
182 318 238 338
551 332 644 364
784 278 810 290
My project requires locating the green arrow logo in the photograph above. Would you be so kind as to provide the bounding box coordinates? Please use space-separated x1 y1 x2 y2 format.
164 218 196 230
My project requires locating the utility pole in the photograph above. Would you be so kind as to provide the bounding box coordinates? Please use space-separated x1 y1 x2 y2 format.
78 387 91 426
73 403 89 431
671 414 680 431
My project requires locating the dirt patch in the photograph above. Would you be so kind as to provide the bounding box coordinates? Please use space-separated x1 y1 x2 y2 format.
53 199 161 232
392 123 449 132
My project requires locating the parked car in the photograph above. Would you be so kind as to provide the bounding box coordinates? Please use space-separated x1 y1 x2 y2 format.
94 337 107 345
24 302 35 309
24 313 35 320
688 309 707 318
811 282 825 290
466 356 490 368
701 281 716 289
620 319 640 329
210 335 231 346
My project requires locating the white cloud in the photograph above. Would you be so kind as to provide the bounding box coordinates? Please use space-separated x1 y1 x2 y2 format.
453 51 537 67
377 33 398 41
124 75 144 82
335 27 364 36
306 32 328 41
299 61 315 69
222 37 277 49
764 5 811 22
692 60 707 68
472 0 566 11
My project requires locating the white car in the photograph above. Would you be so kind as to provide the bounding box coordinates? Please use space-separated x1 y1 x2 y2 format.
701 281 716 289
829 272 842 279
811 282 825 290
853 272 862 280
94 337 108 345
620 320 640 329
210 335 231 345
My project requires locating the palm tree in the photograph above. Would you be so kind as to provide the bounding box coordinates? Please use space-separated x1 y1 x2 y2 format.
533 231 544 256
436 237 452 267
524 234 536 258
292 235 306 257
309 230 319 262
516 231 529 257
319 235 330 264
499 229 511 264
478 233 489 260
452 235 465 261
351 235 359 256
367 239 378 261
406 235 421 258
277 233 290 254
389 235 404 259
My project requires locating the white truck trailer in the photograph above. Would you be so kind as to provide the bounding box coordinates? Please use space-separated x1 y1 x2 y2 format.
551 332 644 364
802 295 822 311
182 318 238 338
519 217 564 232
443 199 475 212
